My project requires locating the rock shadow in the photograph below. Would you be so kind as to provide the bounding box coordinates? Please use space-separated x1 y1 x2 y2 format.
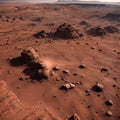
10 56 31 66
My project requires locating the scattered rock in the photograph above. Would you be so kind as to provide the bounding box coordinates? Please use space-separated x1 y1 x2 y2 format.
86 90 91 96
68 113 80 120
53 66 61 71
101 68 108 72
79 64 86 68
91 46 95 49
105 100 113 106
53 23 81 39
80 21 88 25
56 78 60 81
60 83 75 90
97 94 100 97
113 77 117 80
7 70 12 74
106 111 112 116
73 73 78 76
44 23 55 27
86 89 90 93
63 69 70 74
27 23 36 27
80 82 83 85
19 77 24 81
112 84 116 87
17 86 20 89
32 17 43 22
117 52 120 54
98 49 102 51
79 33 84 37
51 71 55 76
92 83 104 92
75 82 80 84
7 57 13 61
33 30 49 38
36 116 47 120
80 75 84 78
85 42 89 45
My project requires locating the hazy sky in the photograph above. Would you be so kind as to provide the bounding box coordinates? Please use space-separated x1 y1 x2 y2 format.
40 0 120 2
0 0 120 2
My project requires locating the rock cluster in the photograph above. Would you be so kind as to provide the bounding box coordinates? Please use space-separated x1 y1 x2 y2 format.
21 47 40 61
53 23 81 39
33 23 82 39
60 83 75 90
87 26 106 36
104 26 119 33
10 47 49 80
87 26 119 37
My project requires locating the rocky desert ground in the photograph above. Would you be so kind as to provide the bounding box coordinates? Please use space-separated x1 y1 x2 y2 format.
0 3 120 120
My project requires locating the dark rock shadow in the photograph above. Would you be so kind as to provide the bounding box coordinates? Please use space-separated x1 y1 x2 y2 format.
59 86 68 91
23 62 48 81
10 56 31 66
91 85 103 92
32 17 44 22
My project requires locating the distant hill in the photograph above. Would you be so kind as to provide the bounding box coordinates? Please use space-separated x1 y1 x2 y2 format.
56 0 120 5
57 0 79 2
57 0 101 3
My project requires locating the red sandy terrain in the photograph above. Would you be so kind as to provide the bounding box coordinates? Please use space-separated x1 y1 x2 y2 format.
0 3 120 120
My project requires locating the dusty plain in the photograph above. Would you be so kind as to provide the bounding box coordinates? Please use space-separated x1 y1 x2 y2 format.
0 3 120 120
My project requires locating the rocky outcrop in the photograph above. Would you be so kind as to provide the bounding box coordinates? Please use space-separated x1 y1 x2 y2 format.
0 80 23 119
87 26 106 37
53 23 81 39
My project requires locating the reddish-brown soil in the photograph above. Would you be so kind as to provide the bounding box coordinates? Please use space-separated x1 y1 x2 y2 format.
0 3 120 120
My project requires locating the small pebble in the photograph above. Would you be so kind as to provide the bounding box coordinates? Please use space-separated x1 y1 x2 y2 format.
63 69 69 74
92 83 104 92
79 64 86 68
105 100 113 106
91 46 95 49
112 84 116 87
19 77 24 81
60 83 75 90
51 71 55 76
101 68 108 72
53 66 60 71
106 111 112 116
